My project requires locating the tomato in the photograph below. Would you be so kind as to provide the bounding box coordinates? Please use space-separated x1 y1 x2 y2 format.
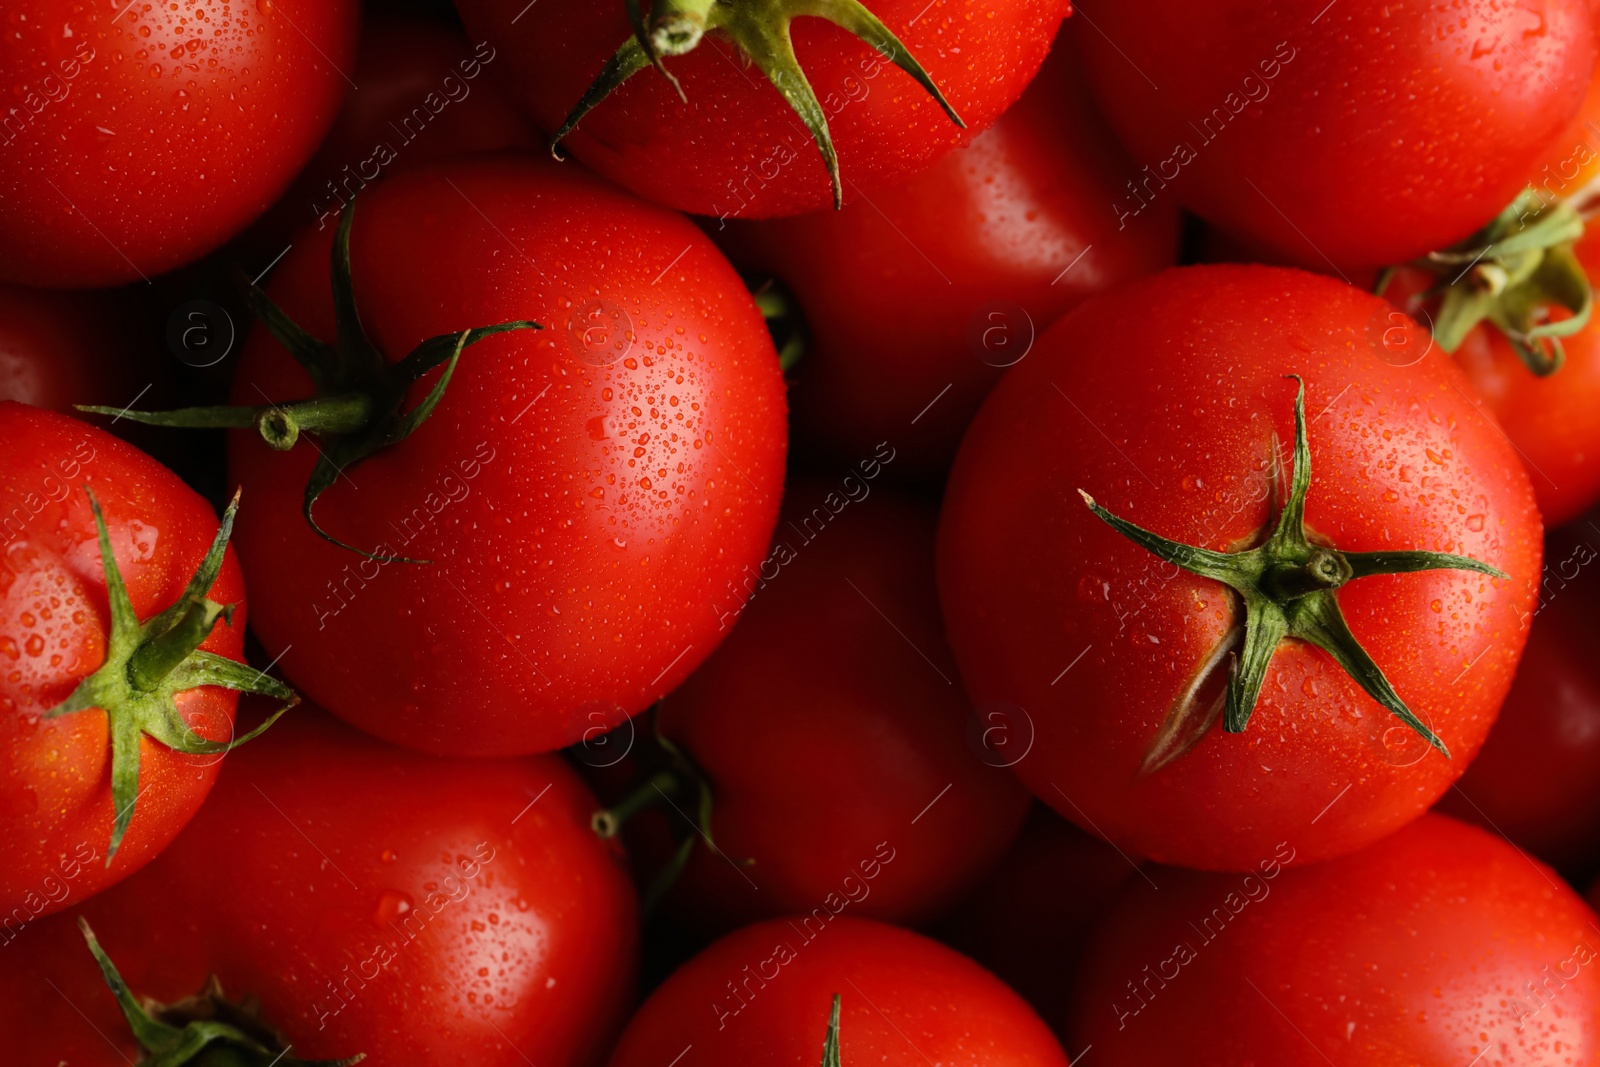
244 13 532 256
607 915 1069 1066
123 154 784 757
453 0 1070 219
1378 228 1600 526
0 707 638 1066
1072 814 1600 1065
1077 0 1596 269
938 265 1541 871
606 476 1030 931
0 1 358 288
1438 526 1600 872
935 805 1134 1036
0 403 292 927
0 284 144 413
713 27 1179 476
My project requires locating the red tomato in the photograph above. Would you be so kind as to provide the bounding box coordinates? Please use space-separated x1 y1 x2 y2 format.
608 916 1069 1066
245 13 532 255
0 284 143 412
221 155 786 755
714 27 1179 475
1431 228 1600 526
1439 526 1600 872
1072 814 1600 1065
616 477 1029 931
935 805 1134 1036
0 708 638 1066
939 266 1541 870
453 0 1071 219
0 404 262 924
1078 0 1596 269
0 1 358 287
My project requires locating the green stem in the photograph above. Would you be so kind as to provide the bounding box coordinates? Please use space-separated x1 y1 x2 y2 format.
255 393 374 451
591 767 684 838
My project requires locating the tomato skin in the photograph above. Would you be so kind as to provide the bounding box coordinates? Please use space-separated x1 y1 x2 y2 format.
713 28 1179 476
938 265 1541 870
1072 814 1600 1066
229 154 787 756
245 14 532 254
644 479 1029 930
607 916 1068 1066
0 1 358 288
453 0 1071 219
0 708 638 1066
1438 528 1600 872
1078 0 1596 269
0 403 248 924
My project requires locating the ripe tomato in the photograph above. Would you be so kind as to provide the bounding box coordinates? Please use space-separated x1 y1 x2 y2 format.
0 0 358 288
609 477 1029 930
207 154 784 756
1072 814 1600 1065
1078 0 1596 269
453 0 1070 219
1390 227 1600 526
0 284 143 412
245 13 532 255
714 28 1179 476
607 916 1069 1066
935 805 1134 1036
939 266 1541 871
0 708 638 1066
0 404 290 927
1439 527 1600 872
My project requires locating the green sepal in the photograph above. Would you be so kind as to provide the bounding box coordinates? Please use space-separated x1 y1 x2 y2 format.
1400 187 1592 375
44 488 298 864
1081 376 1508 768
820 993 842 1067
552 0 965 210
79 918 365 1067
76 194 542 561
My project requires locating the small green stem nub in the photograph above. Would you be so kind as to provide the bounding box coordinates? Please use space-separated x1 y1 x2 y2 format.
1263 548 1352 600
256 393 373 451
591 767 685 838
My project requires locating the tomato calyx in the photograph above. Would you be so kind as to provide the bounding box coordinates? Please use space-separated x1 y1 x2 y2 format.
552 0 966 210
1080 376 1508 772
1383 187 1592 375
47 488 297 865
748 275 807 373
80 198 542 562
77 918 364 1067
588 723 745 911
819 993 842 1066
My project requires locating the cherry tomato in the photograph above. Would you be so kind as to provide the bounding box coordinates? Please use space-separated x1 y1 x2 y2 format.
935 805 1134 1036
1078 0 1596 269
0 404 272 925
939 265 1541 870
714 28 1179 476
613 476 1029 931
220 154 787 756
453 0 1071 219
1439 526 1600 872
0 707 638 1066
0 1 358 287
608 916 1069 1066
245 13 532 255
1072 814 1600 1065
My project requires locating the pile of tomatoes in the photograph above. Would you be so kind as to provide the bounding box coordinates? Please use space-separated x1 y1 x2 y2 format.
7 0 1600 1064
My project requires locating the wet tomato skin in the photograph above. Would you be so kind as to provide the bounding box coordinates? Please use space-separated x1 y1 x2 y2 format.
228 154 788 757
1073 814 1600 1066
0 404 248 922
0 708 639 1067
938 265 1541 871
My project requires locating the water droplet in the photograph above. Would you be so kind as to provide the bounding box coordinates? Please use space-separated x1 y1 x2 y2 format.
372 889 413 926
